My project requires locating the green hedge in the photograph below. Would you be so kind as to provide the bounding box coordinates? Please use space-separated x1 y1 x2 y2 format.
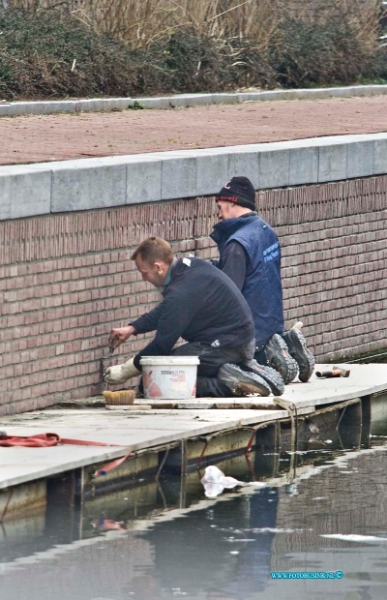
0 8 386 100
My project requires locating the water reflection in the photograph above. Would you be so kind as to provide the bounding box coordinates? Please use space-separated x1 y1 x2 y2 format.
140 488 279 599
1 403 387 599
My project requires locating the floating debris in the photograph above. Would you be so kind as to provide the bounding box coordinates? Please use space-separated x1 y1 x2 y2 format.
200 465 266 498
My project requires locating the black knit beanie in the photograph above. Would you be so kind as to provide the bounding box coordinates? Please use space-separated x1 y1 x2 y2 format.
215 176 256 210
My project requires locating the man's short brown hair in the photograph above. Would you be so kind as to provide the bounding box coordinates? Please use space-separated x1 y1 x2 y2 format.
131 237 174 265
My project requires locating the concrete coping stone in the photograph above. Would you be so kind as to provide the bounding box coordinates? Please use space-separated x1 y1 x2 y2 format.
1 84 387 117
2 132 387 219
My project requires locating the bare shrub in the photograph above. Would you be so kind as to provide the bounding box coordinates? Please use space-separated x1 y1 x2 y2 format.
2 1 385 99
0 8 140 99
9 0 283 49
266 0 383 87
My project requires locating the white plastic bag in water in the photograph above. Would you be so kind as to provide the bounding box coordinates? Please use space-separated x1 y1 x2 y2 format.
200 465 266 498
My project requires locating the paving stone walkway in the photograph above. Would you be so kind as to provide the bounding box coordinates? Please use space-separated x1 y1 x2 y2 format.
2 95 387 166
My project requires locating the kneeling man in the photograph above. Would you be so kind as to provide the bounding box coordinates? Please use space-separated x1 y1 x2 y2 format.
104 237 283 397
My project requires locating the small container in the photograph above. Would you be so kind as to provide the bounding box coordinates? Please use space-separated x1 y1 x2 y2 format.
140 356 200 399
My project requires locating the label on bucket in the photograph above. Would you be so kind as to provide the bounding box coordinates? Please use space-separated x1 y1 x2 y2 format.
140 357 198 399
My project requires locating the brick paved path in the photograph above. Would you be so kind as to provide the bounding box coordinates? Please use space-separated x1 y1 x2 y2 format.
1 95 387 166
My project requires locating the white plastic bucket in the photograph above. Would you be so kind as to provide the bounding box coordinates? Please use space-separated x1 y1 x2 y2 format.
140 356 200 399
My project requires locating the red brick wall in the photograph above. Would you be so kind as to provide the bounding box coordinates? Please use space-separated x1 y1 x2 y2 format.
1 176 386 415
257 178 387 362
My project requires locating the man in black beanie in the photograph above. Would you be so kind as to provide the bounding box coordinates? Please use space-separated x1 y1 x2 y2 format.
210 176 315 384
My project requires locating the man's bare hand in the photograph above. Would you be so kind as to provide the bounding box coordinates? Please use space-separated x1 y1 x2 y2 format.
108 325 136 351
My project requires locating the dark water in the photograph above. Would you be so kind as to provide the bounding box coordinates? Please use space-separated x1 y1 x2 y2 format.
1 420 387 599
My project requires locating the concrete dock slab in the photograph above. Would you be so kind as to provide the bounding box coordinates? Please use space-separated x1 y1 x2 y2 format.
0 363 386 491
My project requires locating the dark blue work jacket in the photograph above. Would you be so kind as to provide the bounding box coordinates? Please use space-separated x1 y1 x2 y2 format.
210 213 284 347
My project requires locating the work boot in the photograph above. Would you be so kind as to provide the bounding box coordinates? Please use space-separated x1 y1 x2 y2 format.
264 334 298 384
217 363 271 397
283 328 315 382
242 360 285 396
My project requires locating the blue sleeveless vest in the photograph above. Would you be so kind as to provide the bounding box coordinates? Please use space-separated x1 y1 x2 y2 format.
211 214 284 346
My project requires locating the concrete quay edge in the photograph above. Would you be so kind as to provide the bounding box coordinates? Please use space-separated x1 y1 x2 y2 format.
0 363 386 491
1 132 387 221
1 85 387 117
0 407 291 491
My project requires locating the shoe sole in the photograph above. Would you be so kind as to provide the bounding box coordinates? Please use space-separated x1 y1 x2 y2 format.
235 382 271 397
218 364 271 397
264 334 298 384
243 361 285 396
284 329 315 382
